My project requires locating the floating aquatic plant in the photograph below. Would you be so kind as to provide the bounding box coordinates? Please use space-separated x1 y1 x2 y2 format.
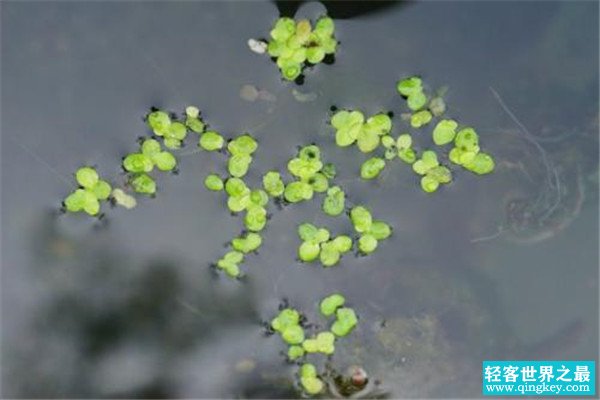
412 150 452 193
448 127 495 175
199 131 225 152
265 16 338 81
284 145 332 204
63 166 112 216
432 119 458 146
330 110 392 153
360 157 386 180
349 206 392 254
204 174 224 191
396 76 446 128
268 294 359 395
262 171 285 197
147 108 199 149
216 250 244 278
297 223 352 267
322 185 346 216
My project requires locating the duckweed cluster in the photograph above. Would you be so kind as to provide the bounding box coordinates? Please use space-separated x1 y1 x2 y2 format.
266 16 337 81
328 76 495 194
63 167 112 216
350 206 392 254
297 223 353 267
284 145 333 203
58 16 502 397
269 293 358 395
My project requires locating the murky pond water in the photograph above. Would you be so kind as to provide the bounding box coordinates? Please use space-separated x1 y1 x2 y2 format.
1 1 598 398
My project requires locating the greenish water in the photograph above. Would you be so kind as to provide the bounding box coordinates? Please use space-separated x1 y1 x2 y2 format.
1 1 598 398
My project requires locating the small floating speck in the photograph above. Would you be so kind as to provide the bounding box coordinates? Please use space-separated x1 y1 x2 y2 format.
247 38 267 54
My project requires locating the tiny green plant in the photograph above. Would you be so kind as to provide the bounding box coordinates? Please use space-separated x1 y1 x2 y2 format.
297 223 352 267
268 293 359 395
349 206 392 254
265 16 338 81
63 166 112 216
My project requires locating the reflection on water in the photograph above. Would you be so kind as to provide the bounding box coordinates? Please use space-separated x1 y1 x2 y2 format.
1 1 598 398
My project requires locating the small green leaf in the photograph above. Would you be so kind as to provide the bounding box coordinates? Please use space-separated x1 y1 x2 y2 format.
225 177 249 198
166 121 187 140
398 148 417 164
356 127 380 153
350 206 372 233
421 175 439 193
75 167 99 189
298 223 319 242
464 152 495 175
331 307 358 337
319 241 340 267
320 293 346 317
407 91 427 111
396 76 422 97
300 363 317 378
369 220 392 240
432 119 458 146
91 180 111 200
288 345 305 360
152 151 177 171
360 157 386 180
284 181 313 203
204 174 224 191
147 110 171 136
130 174 156 195
308 172 329 193
410 110 432 128
270 17 296 42
199 131 225 151
299 241 320 262
123 153 154 173
331 235 353 253
396 134 412 150
364 113 392 136
228 134 258 156
228 154 252 178
262 171 285 197
358 234 378 254
282 324 305 345
141 138 161 156
244 205 267 232
271 308 300 332
232 232 262 253
323 186 345 216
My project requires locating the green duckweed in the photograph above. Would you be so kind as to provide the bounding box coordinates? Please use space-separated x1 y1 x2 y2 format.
308 172 329 193
396 76 423 97
204 174 224 191
266 16 337 81
331 307 358 337
262 171 285 197
331 235 352 253
432 119 458 145
228 134 258 156
282 324 305 345
123 153 154 173
75 167 99 189
369 220 392 240
350 206 372 233
147 110 171 136
199 131 225 151
299 241 321 262
64 189 100 216
360 157 386 180
271 308 301 333
244 205 267 232
319 241 341 267
410 109 432 128
288 345 305 360
320 293 345 317
464 152 495 175
358 234 378 254
284 181 313 203
216 250 244 278
322 186 345 216
185 106 205 133
130 173 156 195
303 331 335 355
232 232 263 253
228 153 253 177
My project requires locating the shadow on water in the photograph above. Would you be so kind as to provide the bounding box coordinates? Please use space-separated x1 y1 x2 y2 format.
274 1 406 19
